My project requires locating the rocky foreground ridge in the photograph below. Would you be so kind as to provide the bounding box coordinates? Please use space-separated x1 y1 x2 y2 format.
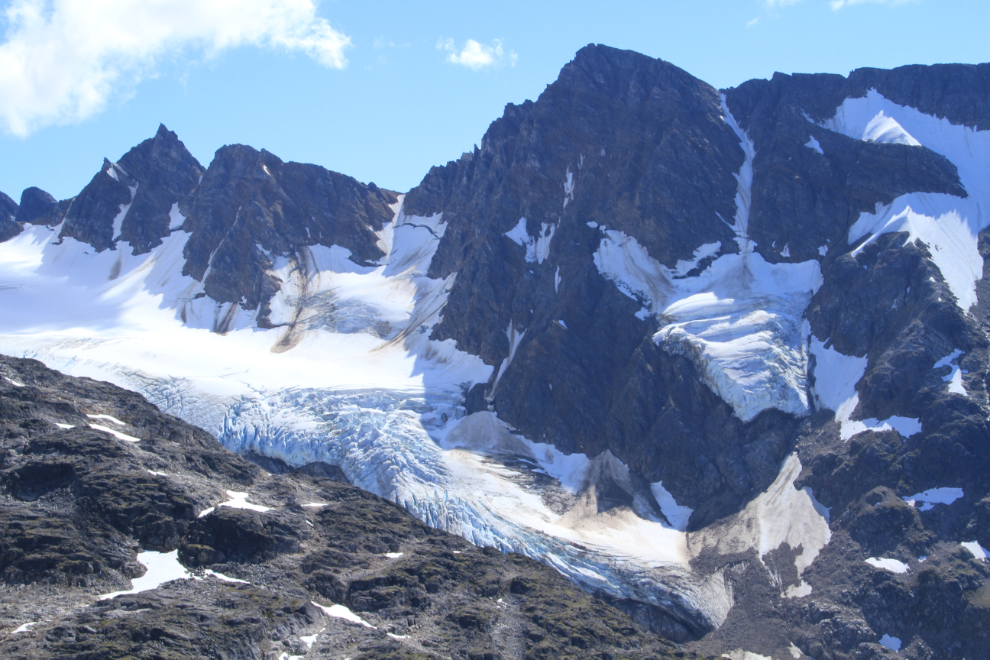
0 354 696 660
1 45 990 659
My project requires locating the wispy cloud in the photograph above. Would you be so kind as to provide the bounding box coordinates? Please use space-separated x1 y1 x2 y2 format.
762 0 803 7
747 16 761 27
0 0 351 137
830 0 916 9
437 38 516 70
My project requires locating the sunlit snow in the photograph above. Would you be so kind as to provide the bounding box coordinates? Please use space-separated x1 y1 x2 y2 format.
809 338 921 440
902 487 964 511
822 89 990 312
99 550 193 600
866 557 909 573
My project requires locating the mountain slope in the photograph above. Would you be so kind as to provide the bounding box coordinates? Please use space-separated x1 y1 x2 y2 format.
1 44 990 659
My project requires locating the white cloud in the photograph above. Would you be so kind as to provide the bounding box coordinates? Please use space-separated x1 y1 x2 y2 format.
747 16 761 27
0 0 351 137
762 0 803 7
437 38 516 71
830 0 915 8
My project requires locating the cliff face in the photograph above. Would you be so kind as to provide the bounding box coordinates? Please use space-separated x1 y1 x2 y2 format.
2 45 990 660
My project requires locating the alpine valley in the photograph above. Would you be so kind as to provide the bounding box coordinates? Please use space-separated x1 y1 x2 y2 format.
2 44 990 660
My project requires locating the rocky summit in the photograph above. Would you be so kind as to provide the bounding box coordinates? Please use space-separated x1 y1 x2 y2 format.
1 44 989 659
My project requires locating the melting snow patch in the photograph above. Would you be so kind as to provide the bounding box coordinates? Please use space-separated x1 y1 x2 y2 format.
818 245 828 257
99 550 193 599
902 487 963 511
784 581 812 598
650 481 693 531
805 136 824 154
311 601 375 628
11 622 37 634
55 422 74 429
503 218 556 264
87 413 127 426
722 652 773 660
4 376 24 387
89 423 140 443
384 552 404 559
301 502 327 508
879 633 902 651
789 644 803 659
197 507 215 518
388 633 411 640
866 557 909 573
299 629 323 649
934 349 967 396
809 338 921 440
557 320 567 329
555 266 561 293
146 470 167 477
203 569 248 584
220 490 271 513
962 541 988 561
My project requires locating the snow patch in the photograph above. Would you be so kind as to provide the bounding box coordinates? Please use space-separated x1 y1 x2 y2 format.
934 349 967 396
554 266 561 293
99 550 193 599
311 601 375 628
220 490 271 513
89 423 140 443
168 203 185 231
11 622 37 634
809 338 921 440
503 218 556 264
805 135 824 154
87 413 125 426
55 423 74 429
784 581 812 598
4 376 24 387
962 541 988 561
879 633 902 652
903 487 964 511
563 168 575 208
384 552 404 559
203 569 248 583
299 629 323 649
650 481 693 531
866 557 909 573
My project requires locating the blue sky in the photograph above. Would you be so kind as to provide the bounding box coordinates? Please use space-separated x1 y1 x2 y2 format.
1 0 988 201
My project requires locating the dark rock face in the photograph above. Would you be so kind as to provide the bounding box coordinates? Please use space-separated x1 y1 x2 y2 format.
58 125 204 253
179 144 398 321
0 355 696 660
13 186 57 225
115 124 206 254
0 191 18 241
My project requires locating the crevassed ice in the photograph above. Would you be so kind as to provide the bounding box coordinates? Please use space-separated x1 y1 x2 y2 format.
821 89 990 312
